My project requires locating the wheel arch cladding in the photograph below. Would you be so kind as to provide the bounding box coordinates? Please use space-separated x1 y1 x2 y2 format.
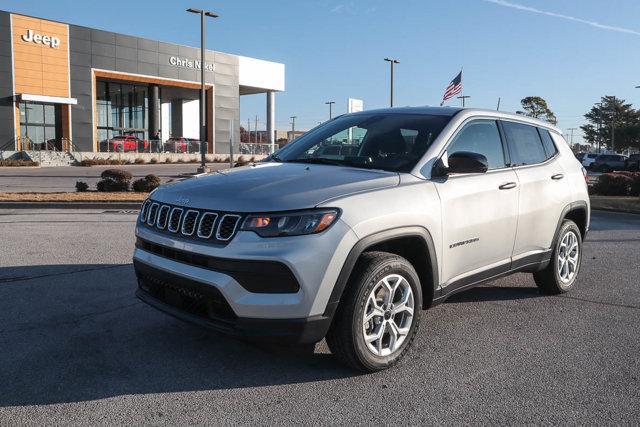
554 201 589 246
325 227 439 315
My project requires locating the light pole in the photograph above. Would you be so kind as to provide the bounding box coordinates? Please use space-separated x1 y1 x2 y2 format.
567 127 577 147
325 101 335 120
290 116 297 141
187 8 219 174
384 58 399 107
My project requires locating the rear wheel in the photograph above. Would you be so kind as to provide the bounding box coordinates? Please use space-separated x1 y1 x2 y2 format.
534 220 582 294
326 251 422 372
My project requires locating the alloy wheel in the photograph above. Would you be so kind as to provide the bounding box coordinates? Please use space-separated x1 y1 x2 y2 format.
362 274 414 357
558 230 579 284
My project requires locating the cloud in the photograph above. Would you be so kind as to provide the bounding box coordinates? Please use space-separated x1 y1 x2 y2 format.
483 0 640 37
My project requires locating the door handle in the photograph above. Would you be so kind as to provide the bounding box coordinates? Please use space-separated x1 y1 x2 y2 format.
551 173 564 180
498 182 517 190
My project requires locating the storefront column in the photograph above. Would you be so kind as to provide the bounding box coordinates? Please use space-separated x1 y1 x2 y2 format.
149 84 160 140
266 91 275 153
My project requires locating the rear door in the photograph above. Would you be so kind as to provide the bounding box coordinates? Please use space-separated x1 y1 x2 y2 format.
434 119 520 289
502 121 571 265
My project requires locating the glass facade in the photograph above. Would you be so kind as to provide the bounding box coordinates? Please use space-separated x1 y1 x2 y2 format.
19 102 60 149
96 80 149 151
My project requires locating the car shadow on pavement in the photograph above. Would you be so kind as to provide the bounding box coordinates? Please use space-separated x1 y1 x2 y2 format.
444 284 542 304
0 263 356 407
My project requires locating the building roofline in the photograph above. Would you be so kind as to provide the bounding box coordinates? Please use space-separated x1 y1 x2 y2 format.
1 9 284 66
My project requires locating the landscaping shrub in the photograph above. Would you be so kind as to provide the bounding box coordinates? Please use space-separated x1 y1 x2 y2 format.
75 181 89 192
134 158 145 164
132 174 161 192
96 168 132 192
0 159 39 167
149 158 158 164
79 158 127 166
592 173 633 196
101 169 133 182
164 158 174 163
630 175 640 197
96 179 129 192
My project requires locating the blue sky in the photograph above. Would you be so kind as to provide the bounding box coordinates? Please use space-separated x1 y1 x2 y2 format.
4 0 640 142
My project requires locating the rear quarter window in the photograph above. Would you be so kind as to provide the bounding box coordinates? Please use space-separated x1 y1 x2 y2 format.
538 128 558 158
501 121 548 166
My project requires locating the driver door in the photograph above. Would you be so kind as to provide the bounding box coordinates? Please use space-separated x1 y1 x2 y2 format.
432 119 519 291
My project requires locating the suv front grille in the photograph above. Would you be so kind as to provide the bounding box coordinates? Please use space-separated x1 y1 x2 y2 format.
139 200 243 244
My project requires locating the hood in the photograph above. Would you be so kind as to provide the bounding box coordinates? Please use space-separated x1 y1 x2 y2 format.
151 162 400 212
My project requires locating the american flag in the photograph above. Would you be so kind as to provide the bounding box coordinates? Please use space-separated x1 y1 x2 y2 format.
440 70 463 106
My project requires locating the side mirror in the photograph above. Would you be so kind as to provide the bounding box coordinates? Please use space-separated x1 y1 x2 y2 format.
448 151 489 174
433 151 489 177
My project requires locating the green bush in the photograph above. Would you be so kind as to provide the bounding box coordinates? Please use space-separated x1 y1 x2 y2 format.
96 179 129 192
100 168 133 182
592 173 632 196
132 174 161 192
630 174 640 197
75 181 89 192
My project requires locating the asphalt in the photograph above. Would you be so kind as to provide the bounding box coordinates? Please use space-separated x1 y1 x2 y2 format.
0 209 638 424
0 163 229 193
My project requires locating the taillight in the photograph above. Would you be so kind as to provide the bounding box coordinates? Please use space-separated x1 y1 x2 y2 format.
581 166 589 184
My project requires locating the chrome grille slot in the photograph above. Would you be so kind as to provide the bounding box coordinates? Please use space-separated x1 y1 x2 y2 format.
140 200 151 222
197 212 218 239
216 214 241 241
167 208 183 233
156 205 170 229
181 210 199 236
147 203 159 226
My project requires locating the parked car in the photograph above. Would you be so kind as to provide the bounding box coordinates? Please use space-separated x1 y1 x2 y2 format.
624 154 640 171
580 153 599 169
134 107 590 372
163 137 200 154
591 154 628 172
100 135 149 153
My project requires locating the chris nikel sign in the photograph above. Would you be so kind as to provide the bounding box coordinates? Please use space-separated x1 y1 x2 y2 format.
169 56 215 71
20 29 61 48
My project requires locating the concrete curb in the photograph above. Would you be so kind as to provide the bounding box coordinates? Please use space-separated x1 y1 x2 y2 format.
0 201 142 210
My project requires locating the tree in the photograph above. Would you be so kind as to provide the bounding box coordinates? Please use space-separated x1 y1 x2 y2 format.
517 96 557 124
580 96 640 151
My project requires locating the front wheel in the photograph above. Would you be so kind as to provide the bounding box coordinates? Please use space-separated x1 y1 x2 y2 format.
326 251 422 372
534 220 583 294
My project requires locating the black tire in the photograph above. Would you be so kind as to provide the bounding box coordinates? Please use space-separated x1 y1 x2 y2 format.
326 251 422 372
534 220 582 294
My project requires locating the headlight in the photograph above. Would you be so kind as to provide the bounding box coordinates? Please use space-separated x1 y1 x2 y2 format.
241 208 340 237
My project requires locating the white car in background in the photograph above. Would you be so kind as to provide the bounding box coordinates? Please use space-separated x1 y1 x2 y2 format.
581 153 599 169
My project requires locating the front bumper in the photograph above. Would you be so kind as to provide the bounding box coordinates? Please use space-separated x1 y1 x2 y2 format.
135 260 331 343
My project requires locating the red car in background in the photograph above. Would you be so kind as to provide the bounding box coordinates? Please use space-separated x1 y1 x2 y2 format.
100 135 149 152
163 137 200 153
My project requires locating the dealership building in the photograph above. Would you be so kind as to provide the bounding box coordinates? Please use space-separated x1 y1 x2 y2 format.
0 11 284 155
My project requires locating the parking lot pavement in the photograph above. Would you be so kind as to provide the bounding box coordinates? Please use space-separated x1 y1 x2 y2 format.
0 209 638 424
0 163 229 193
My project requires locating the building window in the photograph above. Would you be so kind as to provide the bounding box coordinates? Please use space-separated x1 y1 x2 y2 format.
97 80 149 151
19 102 60 148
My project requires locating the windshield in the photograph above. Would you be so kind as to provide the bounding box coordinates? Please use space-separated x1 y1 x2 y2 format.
273 113 451 172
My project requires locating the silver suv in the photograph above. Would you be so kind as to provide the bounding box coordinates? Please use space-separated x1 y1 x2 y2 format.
134 107 590 372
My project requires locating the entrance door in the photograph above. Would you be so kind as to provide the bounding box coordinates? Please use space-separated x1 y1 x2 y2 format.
19 102 60 150
433 119 520 290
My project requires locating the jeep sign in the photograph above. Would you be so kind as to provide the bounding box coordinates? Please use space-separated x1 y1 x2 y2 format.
21 29 60 48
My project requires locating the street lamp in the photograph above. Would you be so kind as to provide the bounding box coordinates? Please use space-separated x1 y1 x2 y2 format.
186 8 219 174
325 101 335 120
383 58 399 107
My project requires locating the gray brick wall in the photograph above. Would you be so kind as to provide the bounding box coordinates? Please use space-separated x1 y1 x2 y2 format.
0 11 14 148
68 24 239 154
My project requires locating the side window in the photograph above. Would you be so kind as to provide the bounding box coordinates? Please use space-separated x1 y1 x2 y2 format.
446 120 506 170
502 121 547 166
538 128 557 159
